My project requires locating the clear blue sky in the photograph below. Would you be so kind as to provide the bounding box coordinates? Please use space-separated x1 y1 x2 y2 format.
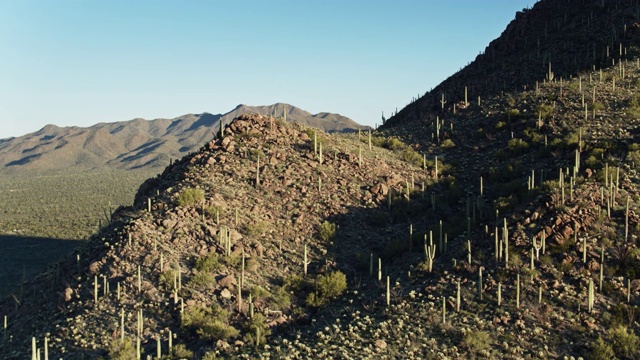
0 0 537 139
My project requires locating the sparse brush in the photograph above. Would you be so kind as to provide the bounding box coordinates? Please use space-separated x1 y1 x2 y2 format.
107 338 137 360
306 271 347 307
319 221 337 241
177 187 205 207
181 304 239 341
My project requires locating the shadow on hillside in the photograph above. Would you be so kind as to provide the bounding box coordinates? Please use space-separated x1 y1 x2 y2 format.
186 113 222 132
0 235 85 297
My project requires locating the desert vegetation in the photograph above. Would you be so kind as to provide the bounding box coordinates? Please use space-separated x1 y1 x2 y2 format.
3 0 640 359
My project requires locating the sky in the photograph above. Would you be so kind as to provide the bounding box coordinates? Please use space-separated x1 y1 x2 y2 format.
0 0 538 139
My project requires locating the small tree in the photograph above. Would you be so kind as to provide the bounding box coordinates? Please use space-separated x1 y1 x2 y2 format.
306 271 347 307
177 187 204 207
319 221 337 241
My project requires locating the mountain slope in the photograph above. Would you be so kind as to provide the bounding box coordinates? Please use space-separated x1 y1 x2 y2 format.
0 104 367 173
5 1 640 359
4 62 640 358
383 0 640 129
0 114 432 358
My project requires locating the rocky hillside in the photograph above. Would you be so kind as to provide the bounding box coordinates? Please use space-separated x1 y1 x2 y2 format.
0 114 434 358
0 103 367 174
4 1 640 359
384 0 640 128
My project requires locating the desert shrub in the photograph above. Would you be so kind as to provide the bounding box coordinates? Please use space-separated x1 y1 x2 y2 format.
627 95 640 118
508 252 523 270
400 147 424 167
610 325 640 359
202 351 218 360
524 128 545 144
248 148 265 161
243 313 271 346
460 330 491 354
171 344 194 359
319 221 337 241
195 253 221 273
306 271 347 307
250 286 270 300
590 336 615 360
271 285 292 310
246 256 259 272
564 131 581 147
628 150 640 166
108 338 136 360
181 304 239 341
383 137 405 151
538 104 554 119
585 155 600 169
303 128 315 139
283 274 306 292
205 205 224 219
189 272 216 289
177 187 204 207
505 108 521 121
243 221 268 237
507 138 529 153
221 253 241 268
159 269 179 291
440 139 456 148
590 102 605 112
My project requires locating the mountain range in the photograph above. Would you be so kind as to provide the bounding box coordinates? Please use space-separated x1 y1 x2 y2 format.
0 103 367 173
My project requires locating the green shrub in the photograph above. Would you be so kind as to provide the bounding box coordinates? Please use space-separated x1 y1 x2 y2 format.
250 286 270 300
319 221 337 241
505 108 521 121
585 155 600 169
564 131 581 147
507 138 529 153
306 271 347 307
171 344 194 359
248 148 265 161
590 102 605 112
271 285 292 310
628 150 640 166
383 137 405 151
159 269 179 291
189 271 216 289
610 325 640 359
181 304 239 341
177 187 204 207
195 253 221 273
243 221 268 237
283 274 306 292
205 205 224 218
538 104 554 119
590 336 614 360
400 148 424 167
244 313 271 346
202 351 218 360
460 330 491 354
108 338 136 360
440 139 456 148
